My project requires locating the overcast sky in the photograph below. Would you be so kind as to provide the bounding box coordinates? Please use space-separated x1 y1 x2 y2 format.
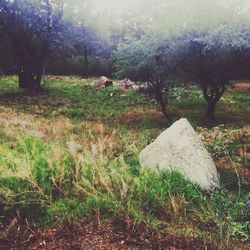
90 0 250 13
91 0 142 13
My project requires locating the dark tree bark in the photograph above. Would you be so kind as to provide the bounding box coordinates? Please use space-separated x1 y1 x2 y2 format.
18 67 26 88
18 64 43 90
83 44 89 78
201 81 227 120
206 100 216 120
2 0 63 91
154 82 172 123
193 43 228 120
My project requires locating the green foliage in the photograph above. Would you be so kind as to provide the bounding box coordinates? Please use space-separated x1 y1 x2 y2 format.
0 1 250 248
114 1 250 120
48 199 90 225
1 138 249 245
0 0 64 89
244 157 250 169
48 84 152 122
0 76 249 248
197 190 250 243
115 35 183 85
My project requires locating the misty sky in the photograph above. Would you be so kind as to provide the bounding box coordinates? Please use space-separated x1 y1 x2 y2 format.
91 0 142 13
90 0 250 14
66 0 250 36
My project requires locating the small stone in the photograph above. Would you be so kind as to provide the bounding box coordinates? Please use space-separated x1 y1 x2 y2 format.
118 78 136 90
94 76 113 89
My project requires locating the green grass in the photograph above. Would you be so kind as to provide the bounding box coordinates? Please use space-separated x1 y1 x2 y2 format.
0 76 249 248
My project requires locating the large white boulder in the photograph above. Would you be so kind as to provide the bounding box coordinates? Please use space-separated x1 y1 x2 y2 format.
139 118 220 190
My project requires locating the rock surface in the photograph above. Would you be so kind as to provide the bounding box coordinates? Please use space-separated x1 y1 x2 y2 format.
118 78 136 90
139 118 220 190
94 76 113 89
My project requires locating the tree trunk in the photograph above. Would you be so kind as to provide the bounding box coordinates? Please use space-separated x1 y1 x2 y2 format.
34 74 42 90
18 66 33 89
83 44 89 78
18 65 42 91
34 65 43 90
155 84 172 123
201 81 227 121
159 98 172 123
206 101 216 120
18 67 26 88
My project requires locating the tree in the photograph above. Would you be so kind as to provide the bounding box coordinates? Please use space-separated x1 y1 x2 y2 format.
63 0 96 77
115 35 182 122
0 25 15 74
181 25 250 120
0 0 63 90
133 0 250 120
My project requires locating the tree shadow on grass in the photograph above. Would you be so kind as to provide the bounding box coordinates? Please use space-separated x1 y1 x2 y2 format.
0 87 249 132
0 89 74 119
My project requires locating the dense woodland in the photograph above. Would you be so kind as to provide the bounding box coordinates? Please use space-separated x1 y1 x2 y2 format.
0 0 250 249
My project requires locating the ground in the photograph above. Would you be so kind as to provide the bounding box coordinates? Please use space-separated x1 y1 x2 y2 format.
1 221 204 249
0 76 249 249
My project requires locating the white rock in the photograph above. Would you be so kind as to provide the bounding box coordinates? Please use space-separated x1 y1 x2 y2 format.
100 76 109 82
139 118 220 191
118 78 136 90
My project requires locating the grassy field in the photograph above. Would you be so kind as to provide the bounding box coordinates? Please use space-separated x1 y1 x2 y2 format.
0 76 249 249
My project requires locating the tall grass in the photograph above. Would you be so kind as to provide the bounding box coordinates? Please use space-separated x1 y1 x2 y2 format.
0 133 249 248
0 76 249 248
